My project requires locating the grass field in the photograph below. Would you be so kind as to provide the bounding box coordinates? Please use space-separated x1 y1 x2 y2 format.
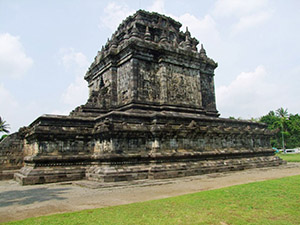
5 175 300 225
277 153 300 162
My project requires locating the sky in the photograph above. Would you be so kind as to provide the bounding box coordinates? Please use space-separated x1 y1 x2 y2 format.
0 0 300 133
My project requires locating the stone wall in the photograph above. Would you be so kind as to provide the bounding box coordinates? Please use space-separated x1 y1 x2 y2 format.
200 72 217 112
0 133 24 180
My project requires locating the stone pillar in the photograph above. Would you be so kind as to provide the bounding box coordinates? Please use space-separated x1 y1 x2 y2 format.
132 58 139 102
111 66 118 107
158 63 168 104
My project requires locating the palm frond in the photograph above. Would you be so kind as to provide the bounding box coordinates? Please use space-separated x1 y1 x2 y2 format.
0 116 10 134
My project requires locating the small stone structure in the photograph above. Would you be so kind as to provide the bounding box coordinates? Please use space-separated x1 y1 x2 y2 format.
0 10 284 185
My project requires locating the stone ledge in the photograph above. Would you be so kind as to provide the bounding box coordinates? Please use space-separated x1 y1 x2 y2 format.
75 162 294 190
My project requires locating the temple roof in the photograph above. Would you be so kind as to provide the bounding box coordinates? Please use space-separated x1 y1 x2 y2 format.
86 10 217 80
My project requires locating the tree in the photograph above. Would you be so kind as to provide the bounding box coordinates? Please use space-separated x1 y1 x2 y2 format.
285 114 300 148
260 110 281 148
0 117 10 142
260 108 300 149
276 108 289 118
276 108 289 150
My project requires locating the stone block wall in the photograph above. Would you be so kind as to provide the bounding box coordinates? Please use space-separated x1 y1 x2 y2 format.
0 133 24 180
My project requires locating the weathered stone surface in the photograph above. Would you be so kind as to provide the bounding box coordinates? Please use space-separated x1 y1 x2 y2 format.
72 10 218 117
0 133 24 180
1 10 285 185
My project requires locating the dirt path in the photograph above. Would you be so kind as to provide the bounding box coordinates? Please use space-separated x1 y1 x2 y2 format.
1 163 300 223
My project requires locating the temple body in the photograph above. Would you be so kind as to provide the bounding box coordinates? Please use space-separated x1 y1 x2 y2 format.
0 10 284 184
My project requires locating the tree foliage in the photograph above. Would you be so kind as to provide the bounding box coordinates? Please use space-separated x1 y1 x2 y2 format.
0 117 10 133
0 116 10 142
260 108 300 149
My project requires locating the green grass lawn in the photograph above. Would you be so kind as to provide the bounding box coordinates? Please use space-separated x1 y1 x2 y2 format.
277 153 300 162
5 175 300 225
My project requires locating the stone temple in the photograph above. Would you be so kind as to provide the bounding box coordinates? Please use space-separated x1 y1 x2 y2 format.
0 10 284 184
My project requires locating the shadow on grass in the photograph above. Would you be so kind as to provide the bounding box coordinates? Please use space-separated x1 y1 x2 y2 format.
0 187 70 207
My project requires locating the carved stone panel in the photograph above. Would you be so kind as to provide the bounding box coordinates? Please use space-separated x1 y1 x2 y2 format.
200 73 216 111
165 65 202 107
137 61 160 103
117 60 134 105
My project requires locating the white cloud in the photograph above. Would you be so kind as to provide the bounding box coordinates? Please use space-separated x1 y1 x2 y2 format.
213 0 269 18
147 0 165 14
59 48 89 108
0 83 18 110
213 0 273 34
232 10 272 34
100 2 135 31
62 76 88 106
0 33 33 79
59 48 89 72
0 83 46 132
0 83 18 132
176 13 220 46
216 66 284 118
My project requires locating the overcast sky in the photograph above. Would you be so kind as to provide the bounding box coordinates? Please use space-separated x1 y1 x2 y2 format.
1 0 300 132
